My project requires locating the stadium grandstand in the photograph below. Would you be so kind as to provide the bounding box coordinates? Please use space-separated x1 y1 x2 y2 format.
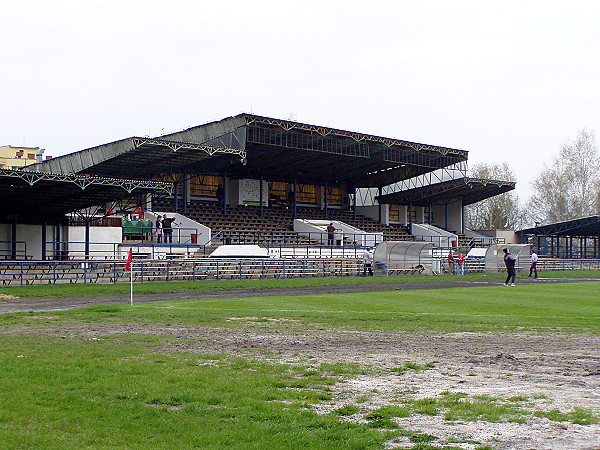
1 113 521 284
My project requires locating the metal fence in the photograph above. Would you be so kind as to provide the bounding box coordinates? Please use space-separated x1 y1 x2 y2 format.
2 257 598 286
536 258 600 271
0 240 28 260
0 258 364 286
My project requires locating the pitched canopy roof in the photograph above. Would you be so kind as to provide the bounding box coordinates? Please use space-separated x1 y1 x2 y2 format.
0 168 171 224
28 114 470 189
376 177 516 206
519 216 600 237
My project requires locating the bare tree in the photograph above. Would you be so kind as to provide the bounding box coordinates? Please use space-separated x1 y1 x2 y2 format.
528 129 600 224
466 162 523 230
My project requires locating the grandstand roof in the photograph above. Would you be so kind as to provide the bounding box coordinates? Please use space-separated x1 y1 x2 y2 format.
24 137 246 180
519 215 600 237
0 168 172 224
28 114 469 188
375 177 516 206
161 114 470 188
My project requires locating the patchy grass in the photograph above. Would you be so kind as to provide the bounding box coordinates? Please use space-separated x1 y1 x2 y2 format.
363 391 600 426
1 270 599 299
534 407 600 425
4 281 595 334
1 281 599 448
0 335 398 448
391 362 436 375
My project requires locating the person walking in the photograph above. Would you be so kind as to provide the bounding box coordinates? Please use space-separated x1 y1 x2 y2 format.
503 248 517 286
447 251 454 275
528 249 538 278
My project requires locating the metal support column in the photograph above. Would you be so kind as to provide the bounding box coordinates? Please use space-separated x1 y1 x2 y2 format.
259 176 264 217
444 203 449 231
222 172 227 216
293 179 297 219
324 182 328 220
173 183 179 213
11 221 17 259
182 169 188 214
408 201 413 235
461 200 465 234
352 185 357 221
41 222 47 260
378 187 382 223
55 224 61 260
542 235 547 257
85 221 90 260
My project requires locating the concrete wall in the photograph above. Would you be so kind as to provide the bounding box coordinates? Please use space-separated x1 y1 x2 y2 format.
357 205 388 226
478 230 520 244
412 223 458 248
68 226 122 258
446 201 463 233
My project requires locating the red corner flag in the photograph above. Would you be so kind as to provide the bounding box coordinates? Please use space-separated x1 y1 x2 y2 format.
125 248 133 271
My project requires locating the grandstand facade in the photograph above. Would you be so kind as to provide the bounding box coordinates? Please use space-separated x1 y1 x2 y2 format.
2 114 515 269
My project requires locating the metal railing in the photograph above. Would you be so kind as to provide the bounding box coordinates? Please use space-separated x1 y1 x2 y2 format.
536 258 600 271
42 241 201 260
207 230 387 248
0 258 364 286
0 240 28 260
122 226 200 244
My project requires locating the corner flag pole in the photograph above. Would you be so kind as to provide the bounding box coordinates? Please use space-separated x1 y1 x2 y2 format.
130 263 133 306
125 248 133 306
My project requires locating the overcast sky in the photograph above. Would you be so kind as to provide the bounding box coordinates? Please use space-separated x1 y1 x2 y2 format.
2 1 599 202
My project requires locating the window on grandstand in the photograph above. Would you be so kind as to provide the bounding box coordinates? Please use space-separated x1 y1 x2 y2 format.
268 181 287 200
190 175 220 197
424 206 433 223
297 184 316 203
389 204 400 221
327 186 343 205
410 205 417 223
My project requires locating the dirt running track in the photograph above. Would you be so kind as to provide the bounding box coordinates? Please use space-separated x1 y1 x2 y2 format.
2 276 600 449
1 276 599 314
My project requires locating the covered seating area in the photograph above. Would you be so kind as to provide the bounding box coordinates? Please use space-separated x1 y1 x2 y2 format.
519 216 600 259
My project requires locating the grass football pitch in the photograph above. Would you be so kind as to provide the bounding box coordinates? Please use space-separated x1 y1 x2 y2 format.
1 276 599 448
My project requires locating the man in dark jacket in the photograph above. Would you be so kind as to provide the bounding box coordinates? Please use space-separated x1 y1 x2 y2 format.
503 248 517 286
163 215 176 244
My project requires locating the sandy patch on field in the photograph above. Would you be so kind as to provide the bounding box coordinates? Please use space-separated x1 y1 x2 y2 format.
7 321 599 449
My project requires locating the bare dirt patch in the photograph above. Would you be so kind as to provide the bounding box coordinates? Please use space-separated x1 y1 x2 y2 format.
7 320 599 449
2 278 599 448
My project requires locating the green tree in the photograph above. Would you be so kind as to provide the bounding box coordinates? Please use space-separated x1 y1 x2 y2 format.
528 129 600 224
466 163 523 230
